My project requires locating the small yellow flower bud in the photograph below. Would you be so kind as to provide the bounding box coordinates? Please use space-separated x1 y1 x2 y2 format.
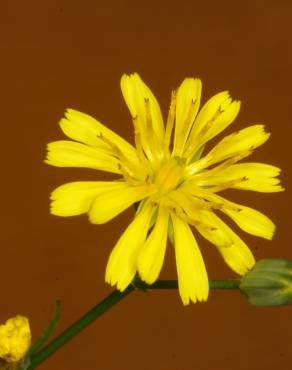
0 316 31 363
240 259 292 306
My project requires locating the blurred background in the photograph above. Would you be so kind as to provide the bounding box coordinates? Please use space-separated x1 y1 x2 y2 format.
1 0 291 369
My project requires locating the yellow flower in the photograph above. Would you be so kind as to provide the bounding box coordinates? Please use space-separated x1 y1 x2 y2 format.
0 316 31 363
46 73 283 305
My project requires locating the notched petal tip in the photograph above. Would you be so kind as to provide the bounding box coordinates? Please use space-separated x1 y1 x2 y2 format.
120 72 141 85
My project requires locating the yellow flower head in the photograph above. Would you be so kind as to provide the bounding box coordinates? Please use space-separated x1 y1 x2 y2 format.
46 73 283 305
0 316 31 363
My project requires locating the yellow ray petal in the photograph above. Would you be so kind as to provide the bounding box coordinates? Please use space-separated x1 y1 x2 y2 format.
171 214 209 305
209 194 276 240
194 210 235 248
207 125 269 163
173 78 202 156
137 206 169 284
50 181 128 216
218 239 255 276
46 140 121 174
105 202 155 291
184 91 240 158
196 212 255 275
189 125 270 173
61 109 138 162
121 73 165 158
226 163 283 192
89 184 152 224
193 162 283 193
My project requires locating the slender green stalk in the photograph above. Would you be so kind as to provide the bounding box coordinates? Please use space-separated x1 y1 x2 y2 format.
27 279 240 369
28 286 134 369
135 279 240 290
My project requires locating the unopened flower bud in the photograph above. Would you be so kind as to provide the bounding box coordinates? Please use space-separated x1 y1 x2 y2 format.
240 259 292 306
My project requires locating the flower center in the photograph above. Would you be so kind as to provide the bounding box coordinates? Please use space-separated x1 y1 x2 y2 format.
153 156 186 197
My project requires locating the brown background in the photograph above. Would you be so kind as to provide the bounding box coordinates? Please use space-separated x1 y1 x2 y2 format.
1 1 291 369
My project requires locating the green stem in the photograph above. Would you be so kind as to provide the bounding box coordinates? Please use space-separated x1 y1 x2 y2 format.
27 279 240 369
28 286 135 369
135 279 240 290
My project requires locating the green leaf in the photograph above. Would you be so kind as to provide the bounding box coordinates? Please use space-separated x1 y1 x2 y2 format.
27 301 61 356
